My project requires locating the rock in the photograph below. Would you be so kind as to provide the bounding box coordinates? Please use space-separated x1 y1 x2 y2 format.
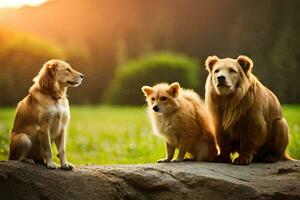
0 161 299 200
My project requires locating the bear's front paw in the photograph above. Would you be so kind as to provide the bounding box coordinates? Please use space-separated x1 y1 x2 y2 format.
61 162 74 170
157 158 171 163
233 156 252 165
213 155 231 163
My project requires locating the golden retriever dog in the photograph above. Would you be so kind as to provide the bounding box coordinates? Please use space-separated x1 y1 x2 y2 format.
8 59 83 170
142 82 217 163
205 55 290 165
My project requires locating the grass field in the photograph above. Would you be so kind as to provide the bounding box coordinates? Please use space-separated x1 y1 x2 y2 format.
0 105 299 165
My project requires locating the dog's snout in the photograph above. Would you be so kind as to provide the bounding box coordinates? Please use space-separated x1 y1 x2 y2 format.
153 105 159 112
217 75 226 83
79 74 84 79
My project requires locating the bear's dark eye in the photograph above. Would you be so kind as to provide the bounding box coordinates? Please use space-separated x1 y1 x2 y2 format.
229 68 237 73
214 69 219 73
160 96 167 101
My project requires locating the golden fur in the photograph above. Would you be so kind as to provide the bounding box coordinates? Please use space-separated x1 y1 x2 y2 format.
142 82 217 162
8 59 83 170
205 55 290 165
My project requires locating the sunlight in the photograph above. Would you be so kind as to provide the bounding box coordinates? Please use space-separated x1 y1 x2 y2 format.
0 0 49 9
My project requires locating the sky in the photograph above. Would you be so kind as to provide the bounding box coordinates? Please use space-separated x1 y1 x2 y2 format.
0 0 49 9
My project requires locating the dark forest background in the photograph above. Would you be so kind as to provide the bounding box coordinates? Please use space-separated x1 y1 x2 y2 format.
0 0 299 105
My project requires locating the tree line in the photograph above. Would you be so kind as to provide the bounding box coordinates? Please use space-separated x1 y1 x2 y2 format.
0 0 299 105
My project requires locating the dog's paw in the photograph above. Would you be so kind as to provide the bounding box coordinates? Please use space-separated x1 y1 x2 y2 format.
46 161 59 169
233 156 252 165
213 155 231 163
171 158 183 163
157 158 171 163
24 159 35 164
61 162 74 170
19 157 35 164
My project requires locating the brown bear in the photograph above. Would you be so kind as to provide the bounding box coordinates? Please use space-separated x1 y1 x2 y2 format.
204 55 291 165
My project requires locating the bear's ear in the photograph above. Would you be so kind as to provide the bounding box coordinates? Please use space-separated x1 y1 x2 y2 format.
237 55 253 73
141 86 153 97
205 55 219 72
168 82 180 96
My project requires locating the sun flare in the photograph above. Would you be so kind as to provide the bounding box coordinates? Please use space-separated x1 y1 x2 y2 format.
0 0 49 9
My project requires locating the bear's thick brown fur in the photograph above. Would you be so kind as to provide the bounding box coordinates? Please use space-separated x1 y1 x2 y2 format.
205 55 291 165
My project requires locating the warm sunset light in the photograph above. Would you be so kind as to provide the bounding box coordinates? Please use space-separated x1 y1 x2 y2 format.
0 0 49 9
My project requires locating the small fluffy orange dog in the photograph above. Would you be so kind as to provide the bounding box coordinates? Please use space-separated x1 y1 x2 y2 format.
205 55 290 165
142 82 217 162
8 59 83 170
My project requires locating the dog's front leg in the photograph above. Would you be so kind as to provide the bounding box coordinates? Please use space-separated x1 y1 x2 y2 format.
172 137 189 162
38 118 57 169
55 128 74 170
158 142 175 163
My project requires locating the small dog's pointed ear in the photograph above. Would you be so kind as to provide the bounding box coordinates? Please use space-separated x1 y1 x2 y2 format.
205 55 219 72
142 86 153 97
168 82 180 96
237 55 253 73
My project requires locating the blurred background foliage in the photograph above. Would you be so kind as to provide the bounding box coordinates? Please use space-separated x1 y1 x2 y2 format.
0 0 299 105
105 52 199 105
0 29 65 105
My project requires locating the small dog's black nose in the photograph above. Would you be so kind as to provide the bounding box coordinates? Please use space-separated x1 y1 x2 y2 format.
80 74 84 79
217 75 226 83
153 105 159 112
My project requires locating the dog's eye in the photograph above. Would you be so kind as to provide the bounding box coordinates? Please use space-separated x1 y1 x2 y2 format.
160 96 167 101
67 68 71 72
214 69 219 73
151 97 155 101
229 69 237 73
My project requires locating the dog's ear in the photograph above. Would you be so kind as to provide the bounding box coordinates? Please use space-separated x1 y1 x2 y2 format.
205 55 219 72
141 86 153 97
168 82 180 96
39 62 56 90
236 55 253 73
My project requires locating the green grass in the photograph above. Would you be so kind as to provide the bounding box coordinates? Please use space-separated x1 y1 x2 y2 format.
282 105 300 159
0 105 299 165
0 106 164 165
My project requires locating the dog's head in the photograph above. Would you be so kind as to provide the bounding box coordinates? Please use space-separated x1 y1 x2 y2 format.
35 59 83 91
142 82 180 114
205 55 253 96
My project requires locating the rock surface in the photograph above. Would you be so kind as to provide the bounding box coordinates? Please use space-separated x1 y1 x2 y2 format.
0 160 300 200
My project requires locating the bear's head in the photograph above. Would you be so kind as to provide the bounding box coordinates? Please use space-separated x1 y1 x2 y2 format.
205 55 253 96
